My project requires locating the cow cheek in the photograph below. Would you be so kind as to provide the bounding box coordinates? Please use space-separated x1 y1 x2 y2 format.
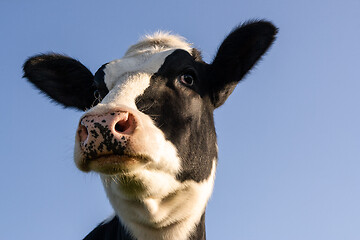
130 114 182 176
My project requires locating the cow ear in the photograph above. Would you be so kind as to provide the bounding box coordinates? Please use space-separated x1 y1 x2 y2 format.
209 21 278 108
23 54 102 111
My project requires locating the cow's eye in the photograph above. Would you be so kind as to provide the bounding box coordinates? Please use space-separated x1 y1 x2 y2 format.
178 74 194 86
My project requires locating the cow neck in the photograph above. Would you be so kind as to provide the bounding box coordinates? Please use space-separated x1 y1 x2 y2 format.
106 160 216 240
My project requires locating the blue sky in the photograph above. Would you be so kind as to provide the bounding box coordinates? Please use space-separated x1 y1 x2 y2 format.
1 0 360 239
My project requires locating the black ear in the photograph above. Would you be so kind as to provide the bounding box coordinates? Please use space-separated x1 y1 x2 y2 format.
209 20 278 108
23 54 106 111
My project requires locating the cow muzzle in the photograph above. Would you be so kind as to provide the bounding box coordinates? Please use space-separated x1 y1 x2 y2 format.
75 110 149 174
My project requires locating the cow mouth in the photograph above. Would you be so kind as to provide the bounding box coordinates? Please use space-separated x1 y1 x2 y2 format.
85 153 150 175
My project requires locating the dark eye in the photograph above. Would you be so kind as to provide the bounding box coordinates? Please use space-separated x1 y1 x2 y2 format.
178 74 194 86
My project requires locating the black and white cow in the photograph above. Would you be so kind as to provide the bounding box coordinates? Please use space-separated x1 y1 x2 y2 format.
23 21 277 240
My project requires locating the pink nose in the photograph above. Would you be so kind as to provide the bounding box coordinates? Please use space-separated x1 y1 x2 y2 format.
77 111 136 159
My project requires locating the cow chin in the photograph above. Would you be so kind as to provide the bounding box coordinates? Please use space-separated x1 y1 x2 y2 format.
87 154 150 175
100 163 184 200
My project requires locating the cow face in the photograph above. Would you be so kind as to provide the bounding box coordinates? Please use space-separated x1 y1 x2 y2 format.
23 21 277 240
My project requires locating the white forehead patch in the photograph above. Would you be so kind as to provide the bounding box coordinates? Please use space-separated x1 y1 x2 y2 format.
103 32 193 90
100 72 152 109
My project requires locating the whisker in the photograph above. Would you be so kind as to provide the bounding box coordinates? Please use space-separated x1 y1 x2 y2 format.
138 102 155 112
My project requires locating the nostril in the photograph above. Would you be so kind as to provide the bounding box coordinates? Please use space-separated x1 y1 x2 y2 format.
114 113 135 134
115 121 130 133
78 124 88 143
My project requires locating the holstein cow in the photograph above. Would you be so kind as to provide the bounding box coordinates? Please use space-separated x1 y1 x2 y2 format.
23 21 277 240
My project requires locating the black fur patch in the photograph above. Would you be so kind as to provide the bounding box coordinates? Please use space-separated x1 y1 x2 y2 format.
94 63 110 101
83 216 135 240
189 213 206 240
136 49 218 183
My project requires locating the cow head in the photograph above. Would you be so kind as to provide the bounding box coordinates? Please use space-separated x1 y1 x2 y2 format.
23 21 277 240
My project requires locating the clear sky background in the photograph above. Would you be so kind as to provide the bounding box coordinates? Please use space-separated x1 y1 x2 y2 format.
1 0 359 239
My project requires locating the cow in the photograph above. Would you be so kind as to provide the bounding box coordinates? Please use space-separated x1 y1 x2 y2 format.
23 20 277 240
